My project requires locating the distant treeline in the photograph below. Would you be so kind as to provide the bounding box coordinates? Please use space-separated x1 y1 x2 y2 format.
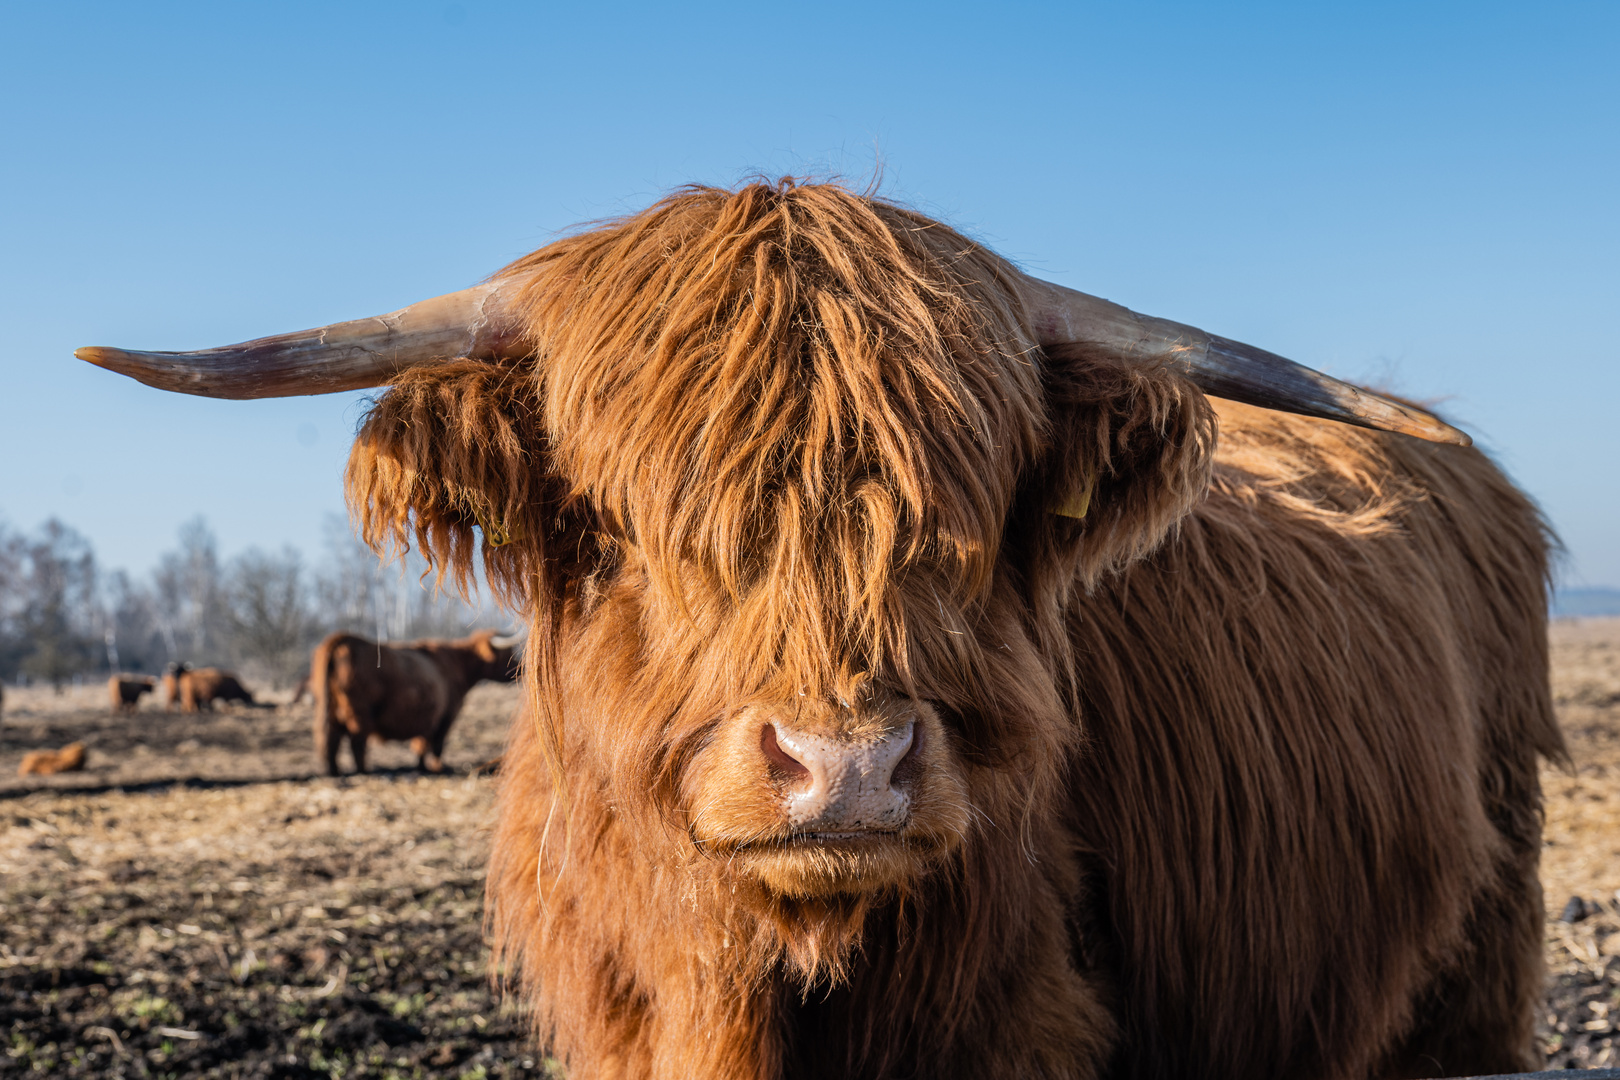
0 515 503 688
6 511 1606 691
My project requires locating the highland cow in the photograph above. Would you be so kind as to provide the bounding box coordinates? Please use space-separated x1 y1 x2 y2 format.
19 742 87 777
79 181 1559 1079
167 666 256 712
161 661 189 708
309 629 519 775
108 674 157 713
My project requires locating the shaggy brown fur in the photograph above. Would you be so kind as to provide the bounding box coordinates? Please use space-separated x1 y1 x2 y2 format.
1068 399 1560 1080
310 629 518 775
19 742 87 777
344 180 1558 1079
108 674 157 713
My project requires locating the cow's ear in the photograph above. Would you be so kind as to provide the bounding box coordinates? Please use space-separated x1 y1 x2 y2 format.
1034 345 1217 587
346 361 562 605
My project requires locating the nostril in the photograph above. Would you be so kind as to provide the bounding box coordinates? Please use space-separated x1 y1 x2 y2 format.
878 721 917 790
761 723 812 784
892 721 921 780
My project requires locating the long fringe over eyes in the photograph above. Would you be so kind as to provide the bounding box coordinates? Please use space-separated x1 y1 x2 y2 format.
499 179 1047 697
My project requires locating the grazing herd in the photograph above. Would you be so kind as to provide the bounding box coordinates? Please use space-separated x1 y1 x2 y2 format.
14 629 520 778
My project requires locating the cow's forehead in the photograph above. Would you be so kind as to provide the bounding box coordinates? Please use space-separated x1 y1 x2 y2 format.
509 187 1047 617
344 185 1057 678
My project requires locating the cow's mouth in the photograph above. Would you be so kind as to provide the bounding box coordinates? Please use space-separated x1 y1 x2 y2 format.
727 830 922 896
755 830 902 847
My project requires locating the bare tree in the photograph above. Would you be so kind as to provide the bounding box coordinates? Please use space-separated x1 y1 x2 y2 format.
313 515 503 645
14 520 99 689
0 511 510 688
0 518 26 680
104 570 168 675
222 547 315 683
152 517 226 664
315 516 384 636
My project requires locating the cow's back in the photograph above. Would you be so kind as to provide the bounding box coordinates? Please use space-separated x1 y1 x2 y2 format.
1067 401 1560 1080
323 635 449 740
369 648 452 740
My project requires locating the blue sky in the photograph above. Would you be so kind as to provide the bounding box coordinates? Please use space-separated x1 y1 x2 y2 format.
3 1 1617 585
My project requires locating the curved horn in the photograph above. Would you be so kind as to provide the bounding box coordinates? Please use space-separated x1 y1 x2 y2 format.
74 280 528 399
1017 275 1470 446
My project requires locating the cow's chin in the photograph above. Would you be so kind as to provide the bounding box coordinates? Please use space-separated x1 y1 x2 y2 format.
731 832 936 898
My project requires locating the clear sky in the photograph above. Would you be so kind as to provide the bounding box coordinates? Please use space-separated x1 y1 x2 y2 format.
3 1 1616 586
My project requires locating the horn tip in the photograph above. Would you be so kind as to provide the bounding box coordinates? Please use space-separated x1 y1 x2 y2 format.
1400 411 1472 447
76 345 161 384
75 345 155 376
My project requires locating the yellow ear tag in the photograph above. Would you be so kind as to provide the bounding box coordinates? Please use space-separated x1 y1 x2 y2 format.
1051 469 1096 521
459 490 519 548
475 505 518 548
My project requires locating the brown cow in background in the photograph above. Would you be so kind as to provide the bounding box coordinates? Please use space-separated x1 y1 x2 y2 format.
161 662 188 708
311 629 518 775
162 663 257 712
182 668 256 711
108 675 157 713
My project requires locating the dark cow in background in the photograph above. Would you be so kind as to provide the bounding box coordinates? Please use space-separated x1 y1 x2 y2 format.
311 629 518 775
108 674 157 713
81 181 1560 1080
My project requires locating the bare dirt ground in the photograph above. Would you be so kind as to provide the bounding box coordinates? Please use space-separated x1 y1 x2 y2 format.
1539 617 1620 1070
0 682 539 1079
1 621 1619 1077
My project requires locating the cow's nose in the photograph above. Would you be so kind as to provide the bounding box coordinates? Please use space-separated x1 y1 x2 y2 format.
761 720 916 833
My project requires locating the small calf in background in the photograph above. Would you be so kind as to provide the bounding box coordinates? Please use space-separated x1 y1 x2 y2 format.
19 742 86 776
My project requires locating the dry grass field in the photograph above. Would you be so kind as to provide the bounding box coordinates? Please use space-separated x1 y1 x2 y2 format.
1 619 1618 1077
0 682 534 1079
1538 618 1620 1070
